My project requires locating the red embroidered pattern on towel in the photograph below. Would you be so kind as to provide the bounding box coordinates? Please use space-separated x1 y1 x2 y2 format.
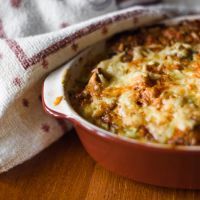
5 9 147 70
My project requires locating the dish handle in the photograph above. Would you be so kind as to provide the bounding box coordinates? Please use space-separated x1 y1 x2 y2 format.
42 64 73 120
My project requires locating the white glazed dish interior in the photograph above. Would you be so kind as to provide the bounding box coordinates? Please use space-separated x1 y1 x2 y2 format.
43 15 200 151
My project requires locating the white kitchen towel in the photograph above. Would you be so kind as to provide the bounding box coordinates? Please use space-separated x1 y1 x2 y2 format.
0 0 199 172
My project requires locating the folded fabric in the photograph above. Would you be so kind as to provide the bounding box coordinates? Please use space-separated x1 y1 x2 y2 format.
0 0 199 172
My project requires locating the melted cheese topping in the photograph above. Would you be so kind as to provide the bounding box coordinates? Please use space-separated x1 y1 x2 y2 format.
72 22 200 145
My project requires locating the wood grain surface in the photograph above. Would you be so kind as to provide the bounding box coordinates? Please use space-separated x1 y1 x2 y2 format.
0 130 200 200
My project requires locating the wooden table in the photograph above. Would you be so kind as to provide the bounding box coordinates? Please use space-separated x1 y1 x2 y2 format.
1 130 200 200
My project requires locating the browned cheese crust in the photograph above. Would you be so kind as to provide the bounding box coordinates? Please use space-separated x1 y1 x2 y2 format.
70 20 200 145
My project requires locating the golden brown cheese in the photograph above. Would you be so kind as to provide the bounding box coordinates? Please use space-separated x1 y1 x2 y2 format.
71 20 200 145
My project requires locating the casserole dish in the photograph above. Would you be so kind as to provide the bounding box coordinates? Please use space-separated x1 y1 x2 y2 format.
43 15 200 189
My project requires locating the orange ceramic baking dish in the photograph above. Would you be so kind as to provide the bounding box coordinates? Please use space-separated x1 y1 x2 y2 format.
43 15 200 189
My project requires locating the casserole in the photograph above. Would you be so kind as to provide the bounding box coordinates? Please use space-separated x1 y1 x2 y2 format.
71 20 200 146
43 15 200 189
